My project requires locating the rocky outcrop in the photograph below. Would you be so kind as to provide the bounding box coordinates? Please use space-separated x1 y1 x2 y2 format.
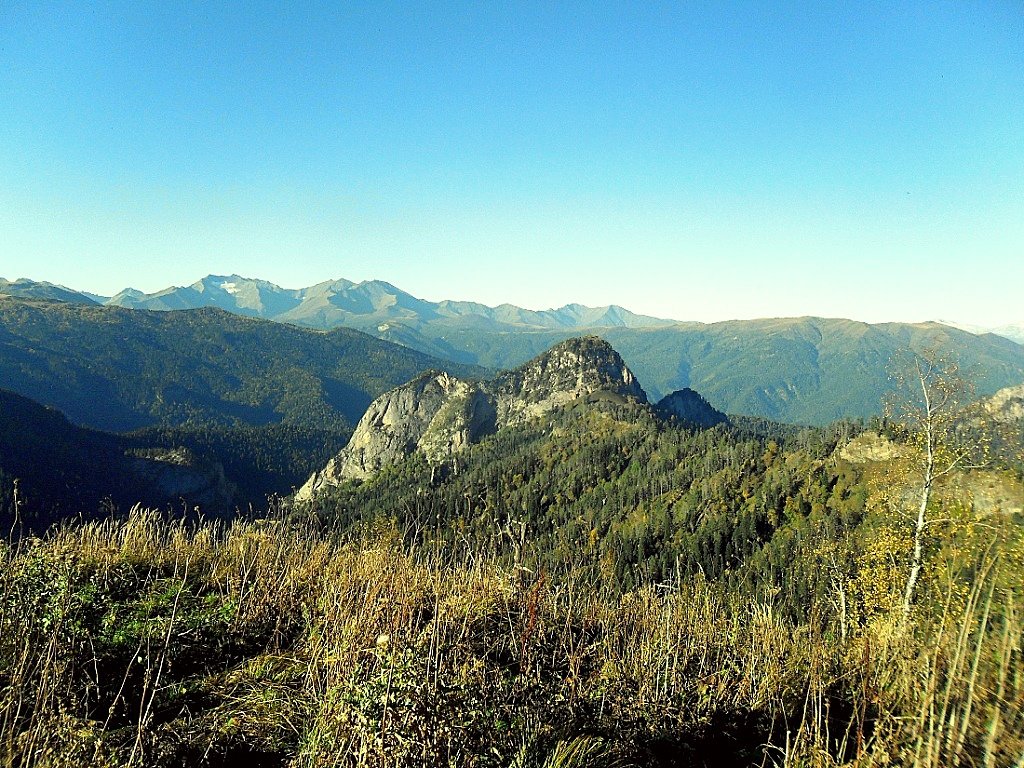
655 388 728 428
128 447 236 509
299 370 496 496
492 336 646 426
838 432 906 464
982 383 1024 423
296 337 646 499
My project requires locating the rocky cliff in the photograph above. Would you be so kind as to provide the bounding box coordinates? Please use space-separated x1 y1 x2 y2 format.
296 337 646 498
303 370 496 489
982 383 1024 423
491 335 646 426
128 447 236 509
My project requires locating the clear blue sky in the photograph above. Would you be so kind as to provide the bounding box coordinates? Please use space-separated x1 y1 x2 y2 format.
1 1 1022 325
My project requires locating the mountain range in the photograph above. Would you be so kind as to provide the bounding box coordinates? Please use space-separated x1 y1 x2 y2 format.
2 275 1023 425
5 273 1022 344
0 275 675 331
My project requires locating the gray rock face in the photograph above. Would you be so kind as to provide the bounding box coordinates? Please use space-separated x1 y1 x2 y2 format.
983 383 1024 423
492 336 646 427
655 388 727 428
296 337 645 499
312 371 494 484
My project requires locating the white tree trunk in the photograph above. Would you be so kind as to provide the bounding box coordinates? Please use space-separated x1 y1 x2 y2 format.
902 379 935 621
902 471 931 620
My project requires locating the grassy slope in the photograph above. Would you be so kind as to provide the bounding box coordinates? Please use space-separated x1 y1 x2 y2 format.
0 506 1019 767
1 386 1022 765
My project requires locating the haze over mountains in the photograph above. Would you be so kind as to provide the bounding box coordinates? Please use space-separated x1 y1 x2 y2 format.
5 273 1021 343
937 318 1024 346
3 275 1023 425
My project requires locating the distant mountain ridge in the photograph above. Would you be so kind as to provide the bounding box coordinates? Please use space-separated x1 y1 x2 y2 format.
0 277 99 305
3 276 1023 425
4 275 1020 346
92 274 677 332
938 319 1024 345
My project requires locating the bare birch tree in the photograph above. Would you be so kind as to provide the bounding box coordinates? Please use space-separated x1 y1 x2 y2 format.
885 349 989 620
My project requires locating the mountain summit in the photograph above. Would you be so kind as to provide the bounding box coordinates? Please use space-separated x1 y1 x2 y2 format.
107 274 302 317
96 274 674 332
296 336 646 497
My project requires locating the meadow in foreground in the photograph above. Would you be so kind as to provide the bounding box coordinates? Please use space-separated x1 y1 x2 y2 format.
1 504 1020 768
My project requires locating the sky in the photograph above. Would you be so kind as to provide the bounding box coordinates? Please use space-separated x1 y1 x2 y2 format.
1 2 1022 326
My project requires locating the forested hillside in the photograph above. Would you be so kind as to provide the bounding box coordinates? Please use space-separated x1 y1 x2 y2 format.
424 318 1024 424
0 389 349 522
0 297 482 432
300 396 866 601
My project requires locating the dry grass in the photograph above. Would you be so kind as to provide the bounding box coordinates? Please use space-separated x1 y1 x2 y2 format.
1 509 1021 767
